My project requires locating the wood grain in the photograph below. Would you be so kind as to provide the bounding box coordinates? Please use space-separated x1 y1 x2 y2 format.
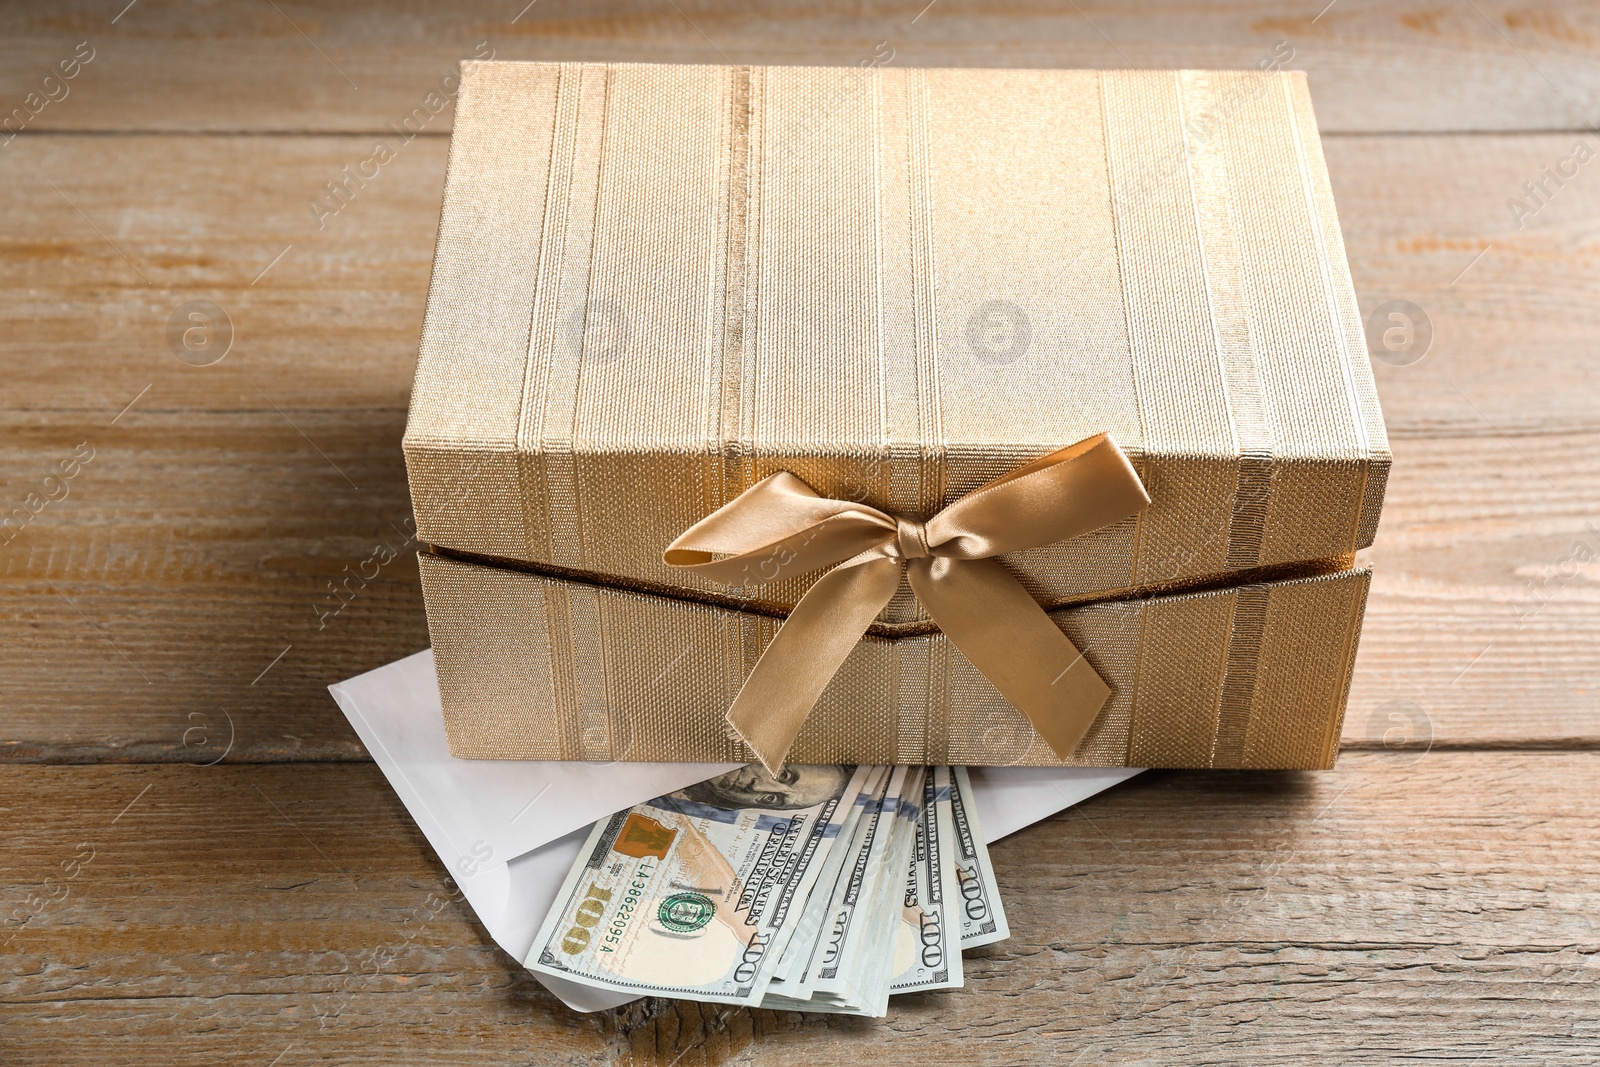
0 132 439 761
2 3 1596 1063
3 756 1596 1065
1337 134 1600 439
1 1 1598 136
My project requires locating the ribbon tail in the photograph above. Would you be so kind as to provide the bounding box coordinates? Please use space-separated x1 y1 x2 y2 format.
725 555 903 773
909 558 1110 760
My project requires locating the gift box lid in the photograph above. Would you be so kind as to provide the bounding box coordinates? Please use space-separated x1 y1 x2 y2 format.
404 61 1388 629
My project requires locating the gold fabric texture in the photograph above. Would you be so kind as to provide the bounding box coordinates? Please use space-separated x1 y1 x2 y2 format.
405 62 1389 623
420 551 1368 769
405 61 1389 768
663 434 1150 771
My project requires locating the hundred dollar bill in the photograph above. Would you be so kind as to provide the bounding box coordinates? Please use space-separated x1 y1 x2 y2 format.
949 765 1010 948
889 766 964 994
846 765 932 1016
526 764 869 1005
808 765 918 1003
761 768 896 1007
763 766 889 993
804 766 926 1015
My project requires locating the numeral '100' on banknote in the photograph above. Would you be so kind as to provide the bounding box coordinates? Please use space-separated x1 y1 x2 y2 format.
527 765 869 1005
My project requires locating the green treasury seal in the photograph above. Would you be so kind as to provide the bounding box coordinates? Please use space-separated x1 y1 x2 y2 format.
657 891 715 933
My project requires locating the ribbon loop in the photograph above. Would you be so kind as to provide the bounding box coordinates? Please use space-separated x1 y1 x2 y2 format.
663 433 1151 772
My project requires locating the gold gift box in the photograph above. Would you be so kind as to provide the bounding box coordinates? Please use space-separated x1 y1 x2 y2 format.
405 61 1389 769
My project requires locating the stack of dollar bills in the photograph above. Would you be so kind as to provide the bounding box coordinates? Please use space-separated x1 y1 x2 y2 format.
526 765 1008 1016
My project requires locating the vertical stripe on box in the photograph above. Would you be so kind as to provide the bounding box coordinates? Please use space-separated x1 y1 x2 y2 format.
908 68 945 520
892 637 928 766
566 583 614 761
538 579 582 761
873 67 923 625
529 62 611 570
1101 70 1236 592
925 635 951 765
1211 582 1269 766
716 65 755 514
1178 71 1276 572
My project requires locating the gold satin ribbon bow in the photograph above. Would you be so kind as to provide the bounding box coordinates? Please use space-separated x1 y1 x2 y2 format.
663 433 1151 772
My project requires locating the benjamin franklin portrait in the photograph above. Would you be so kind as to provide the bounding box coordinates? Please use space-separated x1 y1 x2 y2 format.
679 765 853 812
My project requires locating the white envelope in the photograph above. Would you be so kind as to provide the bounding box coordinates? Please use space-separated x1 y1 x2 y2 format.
329 650 1141 1011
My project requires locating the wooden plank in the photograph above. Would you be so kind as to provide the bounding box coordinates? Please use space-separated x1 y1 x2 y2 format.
1350 431 1600 751
0 132 441 761
3 756 1597 1064
0 133 441 415
1334 131 1600 439
1 1 1598 136
0 409 425 762
2 132 1597 758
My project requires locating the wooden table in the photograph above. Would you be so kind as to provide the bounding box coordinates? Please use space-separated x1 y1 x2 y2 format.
3 3 1597 1063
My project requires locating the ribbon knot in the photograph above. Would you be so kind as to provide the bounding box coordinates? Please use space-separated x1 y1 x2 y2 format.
892 517 930 560
664 433 1151 772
